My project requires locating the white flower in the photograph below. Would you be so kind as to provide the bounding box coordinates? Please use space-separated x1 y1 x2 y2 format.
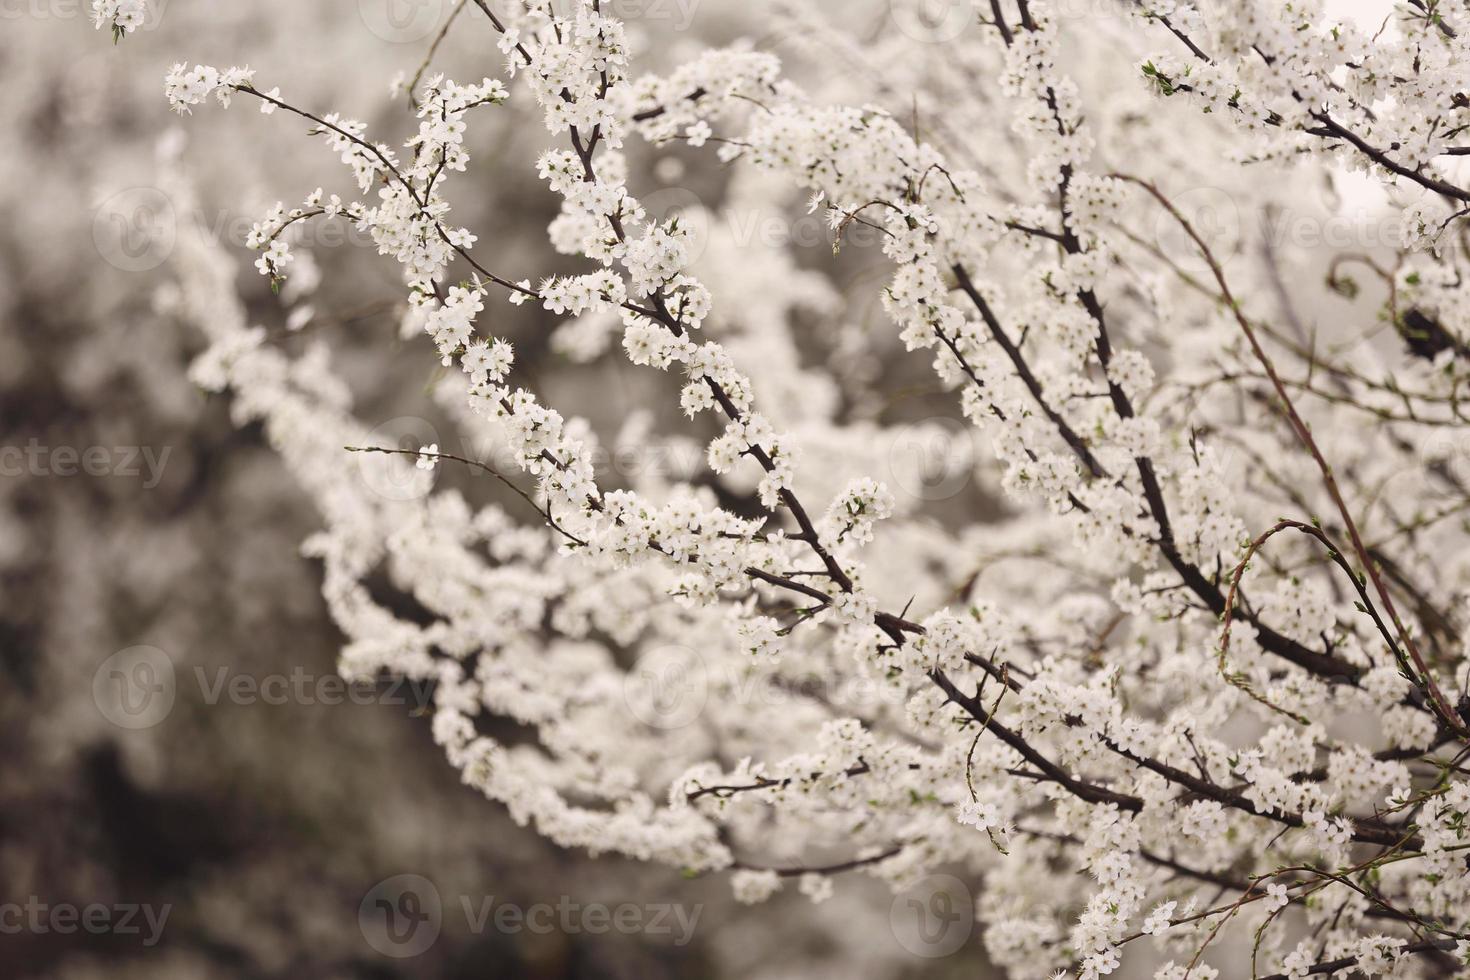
954 798 999 831
685 120 712 147
1141 901 1175 935
730 869 781 904
93 0 147 36
828 590 876 626
797 873 833 904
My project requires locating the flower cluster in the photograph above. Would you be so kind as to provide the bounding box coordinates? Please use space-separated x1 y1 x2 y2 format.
91 0 147 38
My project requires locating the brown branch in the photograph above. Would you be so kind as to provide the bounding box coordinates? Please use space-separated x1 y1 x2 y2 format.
1120 173 1466 737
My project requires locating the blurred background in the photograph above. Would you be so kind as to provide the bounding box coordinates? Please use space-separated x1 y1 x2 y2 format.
0 2 997 977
